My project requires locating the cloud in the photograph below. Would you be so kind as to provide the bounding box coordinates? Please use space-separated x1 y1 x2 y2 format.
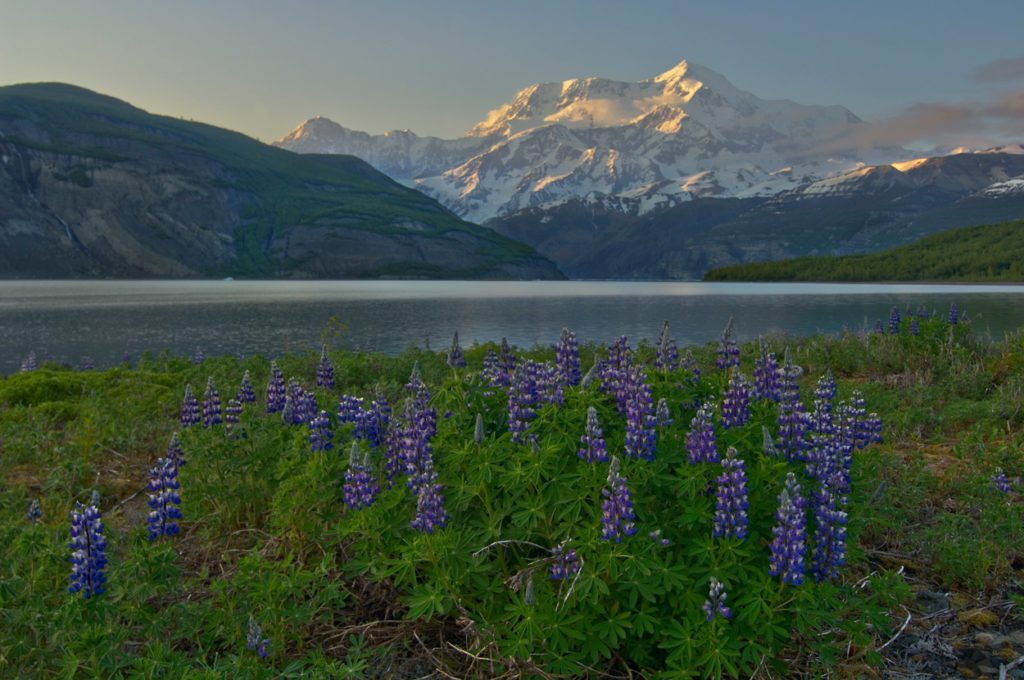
971 57 1024 83
812 88 1024 154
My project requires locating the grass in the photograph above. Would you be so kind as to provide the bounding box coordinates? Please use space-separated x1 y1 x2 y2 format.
3 311 1024 678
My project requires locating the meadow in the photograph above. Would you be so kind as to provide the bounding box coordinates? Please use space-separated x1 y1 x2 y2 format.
3 306 1024 679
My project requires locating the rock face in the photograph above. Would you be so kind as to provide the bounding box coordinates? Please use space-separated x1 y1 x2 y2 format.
0 83 563 280
275 60 897 224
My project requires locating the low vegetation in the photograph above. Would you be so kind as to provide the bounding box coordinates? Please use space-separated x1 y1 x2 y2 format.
703 219 1024 282
3 309 1024 678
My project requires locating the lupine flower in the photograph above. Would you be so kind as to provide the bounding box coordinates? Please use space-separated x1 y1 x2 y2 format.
357 398 390 449
716 317 740 370
762 424 779 458
247 616 270 658
579 406 609 463
507 361 563 444
308 410 333 452
69 502 107 598
713 447 749 540
810 478 848 583
777 351 809 461
648 529 671 546
655 397 673 428
166 432 186 468
752 341 782 402
992 467 1012 494
555 327 581 386
266 361 286 414
27 499 42 525
90 489 101 508
599 456 637 543
180 384 200 428
948 302 959 325
598 337 632 413
446 331 467 368
655 320 679 372
474 413 485 444
888 306 901 334
281 396 294 424
686 401 719 464
201 376 222 428
769 473 806 585
681 349 701 385
623 364 657 461
410 456 448 533
720 368 751 429
337 394 366 424
316 345 335 388
549 540 582 580
20 351 37 372
874 319 884 334
82 357 94 370
225 398 243 433
236 370 256 404
147 457 182 540
343 442 380 510
481 349 500 387
909 318 919 336
702 577 732 621
499 338 517 377
192 347 204 365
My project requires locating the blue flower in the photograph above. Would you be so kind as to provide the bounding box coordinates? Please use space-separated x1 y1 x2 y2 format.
247 616 270 658
308 410 333 452
447 331 467 368
753 342 781 402
236 369 256 404
27 499 42 525
578 406 609 463
201 376 222 428
686 401 718 464
655 321 679 373
948 302 959 325
165 432 186 468
713 447 749 540
702 577 732 621
265 361 286 414
549 540 581 580
810 479 848 583
343 442 380 510
720 368 751 430
316 345 335 389
69 502 107 598
20 351 37 373
180 384 200 428
769 473 806 585
992 467 1012 494
147 457 182 540
599 456 637 543
716 317 740 370
623 365 656 461
888 306 901 334
555 327 582 386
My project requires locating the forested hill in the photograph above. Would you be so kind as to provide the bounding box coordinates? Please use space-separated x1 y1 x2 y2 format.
703 219 1024 282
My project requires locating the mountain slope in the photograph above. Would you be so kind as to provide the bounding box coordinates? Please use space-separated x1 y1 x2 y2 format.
0 83 562 279
276 60 895 223
703 218 1024 282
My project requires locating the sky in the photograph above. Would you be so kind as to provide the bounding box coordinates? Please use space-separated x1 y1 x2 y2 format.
2 0 1024 150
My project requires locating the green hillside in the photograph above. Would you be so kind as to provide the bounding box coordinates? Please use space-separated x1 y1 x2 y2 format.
0 83 561 279
703 219 1024 282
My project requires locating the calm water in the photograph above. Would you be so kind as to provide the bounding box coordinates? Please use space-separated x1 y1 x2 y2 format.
4 280 1024 373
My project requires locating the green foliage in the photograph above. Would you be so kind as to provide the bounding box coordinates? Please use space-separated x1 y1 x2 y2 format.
9 317 1024 676
705 219 1024 282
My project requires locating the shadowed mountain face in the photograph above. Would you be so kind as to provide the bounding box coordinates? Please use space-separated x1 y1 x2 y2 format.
0 83 562 279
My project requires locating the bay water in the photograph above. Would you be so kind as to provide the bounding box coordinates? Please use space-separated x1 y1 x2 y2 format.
3 280 1024 373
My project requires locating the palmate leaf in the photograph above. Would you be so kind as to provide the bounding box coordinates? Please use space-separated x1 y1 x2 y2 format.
404 582 448 621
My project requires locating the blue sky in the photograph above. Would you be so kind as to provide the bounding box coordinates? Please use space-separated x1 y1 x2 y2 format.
2 0 1023 147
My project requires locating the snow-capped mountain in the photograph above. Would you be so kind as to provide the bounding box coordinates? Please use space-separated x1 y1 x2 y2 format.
275 60 908 223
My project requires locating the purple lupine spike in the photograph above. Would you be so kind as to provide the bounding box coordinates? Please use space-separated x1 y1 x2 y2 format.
702 577 732 621
769 472 806 585
225 398 243 433
481 349 500 387
686 401 719 464
498 338 517 378
507 363 539 444
598 337 632 413
720 368 751 430
777 350 809 462
201 376 222 428
247 616 270 658
909 318 919 336
383 411 407 486
357 398 390 449
192 347 204 365
166 431 186 468
648 529 671 546
599 456 637 543
265 361 286 414
874 319 884 334
713 447 749 540
147 457 182 540
549 540 581 580
623 364 657 461
555 327 582 387
948 302 959 325
337 394 366 424
410 456 448 533
180 384 200 428
655 397 673 428
343 442 380 510
579 406 609 463
237 370 256 404
447 331 467 368
20 351 37 372
888 306 901 334
716 317 740 370
27 499 42 525
992 467 1012 493
814 370 837 405
752 341 782 402
69 501 107 598
680 349 701 385
308 410 333 452
316 345 335 389
810 478 848 583
655 321 679 373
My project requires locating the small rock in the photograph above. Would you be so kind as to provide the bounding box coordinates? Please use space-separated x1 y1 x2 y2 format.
975 632 997 648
